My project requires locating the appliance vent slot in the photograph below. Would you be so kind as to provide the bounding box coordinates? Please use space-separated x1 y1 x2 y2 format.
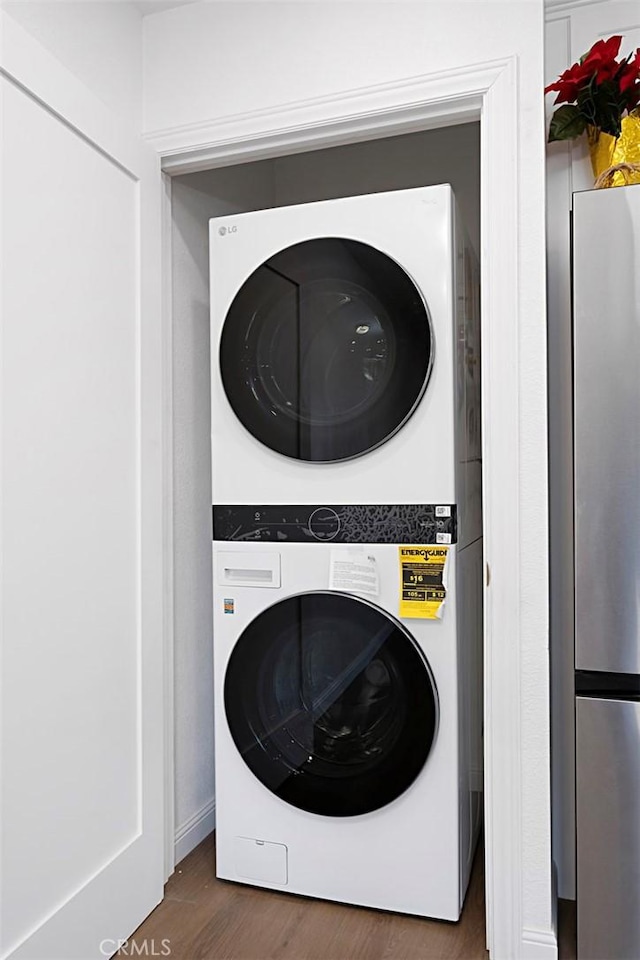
216 551 281 589
225 567 273 584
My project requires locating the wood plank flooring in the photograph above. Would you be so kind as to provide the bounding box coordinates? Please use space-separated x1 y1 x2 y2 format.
125 833 485 959
125 834 576 959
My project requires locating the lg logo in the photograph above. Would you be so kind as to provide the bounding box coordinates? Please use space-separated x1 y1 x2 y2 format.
218 224 238 236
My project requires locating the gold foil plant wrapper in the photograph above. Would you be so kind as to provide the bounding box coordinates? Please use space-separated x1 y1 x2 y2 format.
589 114 640 187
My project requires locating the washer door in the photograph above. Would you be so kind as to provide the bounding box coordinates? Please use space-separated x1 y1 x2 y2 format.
219 238 433 462
224 592 438 817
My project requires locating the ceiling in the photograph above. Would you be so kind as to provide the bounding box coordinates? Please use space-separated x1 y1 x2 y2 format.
133 0 199 16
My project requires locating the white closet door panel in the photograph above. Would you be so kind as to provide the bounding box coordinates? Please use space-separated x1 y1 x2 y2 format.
1 29 164 959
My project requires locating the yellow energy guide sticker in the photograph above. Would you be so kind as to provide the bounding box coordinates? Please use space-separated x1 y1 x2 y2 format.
399 545 450 620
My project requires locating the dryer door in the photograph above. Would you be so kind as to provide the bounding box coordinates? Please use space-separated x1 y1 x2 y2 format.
219 239 433 462
224 591 438 817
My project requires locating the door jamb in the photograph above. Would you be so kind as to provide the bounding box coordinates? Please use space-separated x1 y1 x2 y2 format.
161 170 176 881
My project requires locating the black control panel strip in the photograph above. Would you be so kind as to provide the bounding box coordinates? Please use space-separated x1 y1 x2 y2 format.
213 503 457 544
575 669 640 698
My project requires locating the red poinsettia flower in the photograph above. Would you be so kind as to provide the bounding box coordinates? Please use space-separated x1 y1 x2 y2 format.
545 34 640 143
619 48 640 93
581 34 622 82
545 35 624 103
545 61 593 104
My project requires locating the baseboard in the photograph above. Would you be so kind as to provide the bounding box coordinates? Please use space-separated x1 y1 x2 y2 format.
551 859 558 935
520 927 558 959
174 797 216 866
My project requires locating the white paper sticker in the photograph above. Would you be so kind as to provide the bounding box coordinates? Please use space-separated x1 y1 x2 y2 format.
436 532 452 544
329 548 379 597
436 547 451 620
435 505 451 518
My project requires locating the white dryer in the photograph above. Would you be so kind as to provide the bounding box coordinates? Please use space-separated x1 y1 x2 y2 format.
209 184 480 510
212 522 483 921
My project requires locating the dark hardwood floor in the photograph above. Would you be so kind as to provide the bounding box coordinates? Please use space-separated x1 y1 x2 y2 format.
125 834 576 960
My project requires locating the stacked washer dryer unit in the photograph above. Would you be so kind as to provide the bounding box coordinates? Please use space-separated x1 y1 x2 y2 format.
209 185 483 921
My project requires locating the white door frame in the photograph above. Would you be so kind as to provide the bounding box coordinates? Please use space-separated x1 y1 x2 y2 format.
152 57 554 960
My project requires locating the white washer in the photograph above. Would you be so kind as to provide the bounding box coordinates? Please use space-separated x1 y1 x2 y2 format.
213 533 483 920
209 184 481 512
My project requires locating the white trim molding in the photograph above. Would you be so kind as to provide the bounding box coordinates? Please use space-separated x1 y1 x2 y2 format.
155 56 554 959
480 57 522 959
545 0 605 16
174 799 216 867
521 929 561 959
146 61 504 175
161 170 176 883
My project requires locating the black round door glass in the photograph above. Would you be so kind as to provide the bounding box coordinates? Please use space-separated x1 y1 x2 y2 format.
219 238 434 462
224 592 438 817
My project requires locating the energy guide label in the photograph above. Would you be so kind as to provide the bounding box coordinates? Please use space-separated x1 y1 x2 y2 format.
398 545 450 620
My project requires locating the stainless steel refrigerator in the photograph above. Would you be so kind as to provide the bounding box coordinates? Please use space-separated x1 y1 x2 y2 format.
574 182 640 960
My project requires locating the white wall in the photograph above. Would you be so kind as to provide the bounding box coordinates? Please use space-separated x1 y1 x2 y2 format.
2 0 143 130
273 124 480 255
143 1 543 139
171 162 277 862
544 0 640 903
